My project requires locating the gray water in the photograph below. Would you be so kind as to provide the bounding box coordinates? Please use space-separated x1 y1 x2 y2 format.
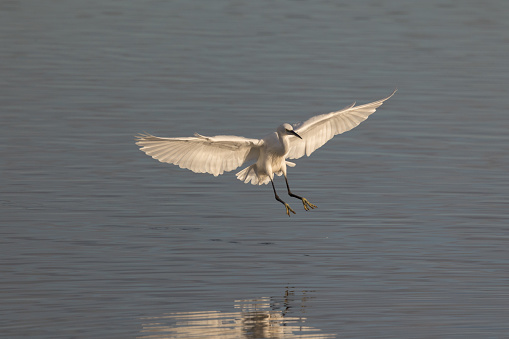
2 1 509 338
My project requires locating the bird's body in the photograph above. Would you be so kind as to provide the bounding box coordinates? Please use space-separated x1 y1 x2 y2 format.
237 124 294 186
136 90 396 215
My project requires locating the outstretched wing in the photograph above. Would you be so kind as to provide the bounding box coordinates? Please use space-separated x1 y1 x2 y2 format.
287 89 396 159
136 133 262 176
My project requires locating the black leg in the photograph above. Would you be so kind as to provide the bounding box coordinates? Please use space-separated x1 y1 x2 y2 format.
284 176 304 200
284 175 317 211
271 178 295 216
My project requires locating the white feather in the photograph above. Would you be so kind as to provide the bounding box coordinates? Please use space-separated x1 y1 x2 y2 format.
136 133 261 177
287 89 397 159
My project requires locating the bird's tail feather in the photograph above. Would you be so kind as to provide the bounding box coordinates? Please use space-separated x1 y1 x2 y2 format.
236 164 270 185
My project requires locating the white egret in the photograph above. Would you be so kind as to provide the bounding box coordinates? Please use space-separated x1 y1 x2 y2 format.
136 90 396 216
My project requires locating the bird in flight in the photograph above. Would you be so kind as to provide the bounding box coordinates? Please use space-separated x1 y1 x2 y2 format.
136 90 396 216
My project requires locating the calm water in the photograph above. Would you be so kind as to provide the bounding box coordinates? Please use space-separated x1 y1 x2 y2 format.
2 1 509 338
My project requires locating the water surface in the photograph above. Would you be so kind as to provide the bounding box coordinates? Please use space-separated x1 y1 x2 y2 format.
2 1 509 338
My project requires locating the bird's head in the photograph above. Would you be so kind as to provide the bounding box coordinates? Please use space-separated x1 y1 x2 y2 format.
278 123 302 139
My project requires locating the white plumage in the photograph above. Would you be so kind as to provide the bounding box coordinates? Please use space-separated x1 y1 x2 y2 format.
136 89 396 215
135 133 260 177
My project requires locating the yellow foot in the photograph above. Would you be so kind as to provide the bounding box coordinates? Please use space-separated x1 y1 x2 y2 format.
302 198 317 211
285 203 296 216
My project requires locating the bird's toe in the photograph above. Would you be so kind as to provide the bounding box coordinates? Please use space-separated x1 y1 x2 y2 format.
285 203 296 216
302 198 317 210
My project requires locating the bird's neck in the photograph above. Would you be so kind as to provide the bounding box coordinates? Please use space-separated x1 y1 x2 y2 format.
278 133 290 154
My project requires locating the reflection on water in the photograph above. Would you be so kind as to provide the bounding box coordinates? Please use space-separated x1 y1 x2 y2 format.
3 0 509 337
139 289 335 339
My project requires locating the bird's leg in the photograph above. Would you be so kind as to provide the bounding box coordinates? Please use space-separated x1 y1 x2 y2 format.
284 176 317 211
271 179 295 216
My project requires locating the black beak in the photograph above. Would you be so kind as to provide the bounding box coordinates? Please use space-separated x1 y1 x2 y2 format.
290 130 302 139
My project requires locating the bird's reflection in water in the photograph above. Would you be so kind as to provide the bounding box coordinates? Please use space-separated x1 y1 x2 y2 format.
139 288 335 338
